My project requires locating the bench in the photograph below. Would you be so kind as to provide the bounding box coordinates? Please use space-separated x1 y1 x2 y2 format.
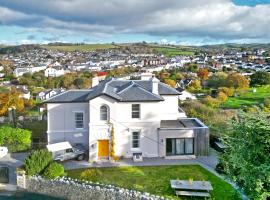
176 190 210 197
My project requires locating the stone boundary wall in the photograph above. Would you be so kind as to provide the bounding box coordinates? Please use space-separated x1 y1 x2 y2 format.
24 176 167 200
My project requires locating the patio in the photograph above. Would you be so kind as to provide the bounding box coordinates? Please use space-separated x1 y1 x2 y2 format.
63 148 218 170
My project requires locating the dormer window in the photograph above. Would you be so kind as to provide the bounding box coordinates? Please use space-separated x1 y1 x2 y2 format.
100 105 109 121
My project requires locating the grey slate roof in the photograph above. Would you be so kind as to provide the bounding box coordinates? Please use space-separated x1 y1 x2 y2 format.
45 78 180 103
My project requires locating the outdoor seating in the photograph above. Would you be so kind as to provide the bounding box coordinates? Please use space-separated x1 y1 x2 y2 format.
170 180 213 198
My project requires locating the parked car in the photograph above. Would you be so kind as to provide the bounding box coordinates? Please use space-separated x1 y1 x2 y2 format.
46 141 86 161
0 147 8 158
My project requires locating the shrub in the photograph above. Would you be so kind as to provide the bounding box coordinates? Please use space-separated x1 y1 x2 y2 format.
43 162 65 179
217 92 228 103
24 149 52 176
218 87 234 97
201 96 221 108
0 126 31 152
263 98 270 108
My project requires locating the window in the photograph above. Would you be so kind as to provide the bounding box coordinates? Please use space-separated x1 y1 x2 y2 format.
166 138 194 156
132 131 140 148
75 112 84 129
132 104 140 118
100 105 109 121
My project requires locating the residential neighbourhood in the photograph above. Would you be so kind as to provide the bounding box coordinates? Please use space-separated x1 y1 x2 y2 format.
1 1 270 200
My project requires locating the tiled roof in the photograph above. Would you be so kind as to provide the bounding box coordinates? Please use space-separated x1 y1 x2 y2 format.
45 78 180 103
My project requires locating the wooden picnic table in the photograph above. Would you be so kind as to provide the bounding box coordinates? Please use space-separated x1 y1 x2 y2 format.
170 180 213 197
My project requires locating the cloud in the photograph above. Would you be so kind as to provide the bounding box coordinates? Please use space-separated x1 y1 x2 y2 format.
27 34 35 40
0 0 270 42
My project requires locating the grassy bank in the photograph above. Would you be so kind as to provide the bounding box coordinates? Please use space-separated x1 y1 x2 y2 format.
222 85 270 109
67 165 239 200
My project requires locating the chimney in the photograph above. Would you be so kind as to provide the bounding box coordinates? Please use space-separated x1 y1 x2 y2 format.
151 76 160 95
141 72 153 80
92 75 99 87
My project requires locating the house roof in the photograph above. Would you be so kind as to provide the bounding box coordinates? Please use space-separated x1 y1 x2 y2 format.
160 119 205 129
45 78 180 103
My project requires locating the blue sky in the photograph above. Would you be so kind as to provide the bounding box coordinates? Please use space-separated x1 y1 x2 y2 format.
0 0 270 45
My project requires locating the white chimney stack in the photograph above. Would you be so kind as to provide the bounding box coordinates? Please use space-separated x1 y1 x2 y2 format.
151 76 160 95
92 76 99 87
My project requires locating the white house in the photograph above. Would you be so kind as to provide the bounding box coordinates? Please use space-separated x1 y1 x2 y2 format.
45 67 66 77
45 76 209 161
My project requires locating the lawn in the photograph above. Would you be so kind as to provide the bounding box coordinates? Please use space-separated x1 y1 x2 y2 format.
42 44 117 52
222 85 270 109
153 47 195 57
67 165 240 200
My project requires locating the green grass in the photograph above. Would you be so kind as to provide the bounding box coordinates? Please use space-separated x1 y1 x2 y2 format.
153 47 195 57
42 44 117 52
222 85 270 109
67 165 240 200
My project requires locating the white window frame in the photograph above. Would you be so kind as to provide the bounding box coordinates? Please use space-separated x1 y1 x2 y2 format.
74 112 84 129
131 130 141 150
131 104 140 119
100 105 109 121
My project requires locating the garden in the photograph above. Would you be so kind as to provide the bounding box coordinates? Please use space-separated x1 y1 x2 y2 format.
222 85 270 109
67 165 240 200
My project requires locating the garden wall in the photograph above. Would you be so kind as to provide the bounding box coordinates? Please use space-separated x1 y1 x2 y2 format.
23 176 167 200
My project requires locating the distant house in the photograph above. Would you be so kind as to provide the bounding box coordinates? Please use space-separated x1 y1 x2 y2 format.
37 89 66 101
13 65 47 77
17 85 31 100
45 67 66 77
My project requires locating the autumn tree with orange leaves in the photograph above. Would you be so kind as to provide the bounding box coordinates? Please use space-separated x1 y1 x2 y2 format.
0 88 25 116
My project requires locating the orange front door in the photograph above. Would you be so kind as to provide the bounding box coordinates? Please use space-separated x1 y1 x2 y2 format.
98 140 109 157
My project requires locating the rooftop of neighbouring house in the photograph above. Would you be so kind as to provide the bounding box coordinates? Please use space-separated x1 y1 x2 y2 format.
160 118 206 129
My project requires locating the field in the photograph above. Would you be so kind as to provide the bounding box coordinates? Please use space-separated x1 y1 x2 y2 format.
222 85 270 109
67 165 239 200
153 47 195 57
42 44 118 52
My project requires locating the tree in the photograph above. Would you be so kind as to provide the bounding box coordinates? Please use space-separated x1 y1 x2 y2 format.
73 78 84 88
0 88 25 116
164 79 176 88
197 68 209 80
226 73 249 89
220 113 270 199
250 71 270 86
207 72 228 88
187 79 201 92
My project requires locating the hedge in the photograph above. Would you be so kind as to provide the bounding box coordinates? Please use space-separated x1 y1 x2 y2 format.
0 126 31 152
43 162 66 179
25 149 52 176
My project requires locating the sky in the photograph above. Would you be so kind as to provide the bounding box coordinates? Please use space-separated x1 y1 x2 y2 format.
0 0 270 45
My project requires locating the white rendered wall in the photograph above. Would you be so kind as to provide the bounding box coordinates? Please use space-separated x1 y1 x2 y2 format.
88 94 184 160
47 103 89 146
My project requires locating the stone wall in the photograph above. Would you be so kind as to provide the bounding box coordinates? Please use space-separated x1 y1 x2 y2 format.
24 176 167 200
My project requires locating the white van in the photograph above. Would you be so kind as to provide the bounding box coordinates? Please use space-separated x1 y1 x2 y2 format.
46 142 86 161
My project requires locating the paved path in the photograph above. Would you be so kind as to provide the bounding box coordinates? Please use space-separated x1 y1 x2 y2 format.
63 149 218 170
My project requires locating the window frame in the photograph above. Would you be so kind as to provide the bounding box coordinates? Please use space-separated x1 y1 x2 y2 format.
131 130 141 149
100 105 109 121
74 112 84 129
131 104 140 119
166 138 194 156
